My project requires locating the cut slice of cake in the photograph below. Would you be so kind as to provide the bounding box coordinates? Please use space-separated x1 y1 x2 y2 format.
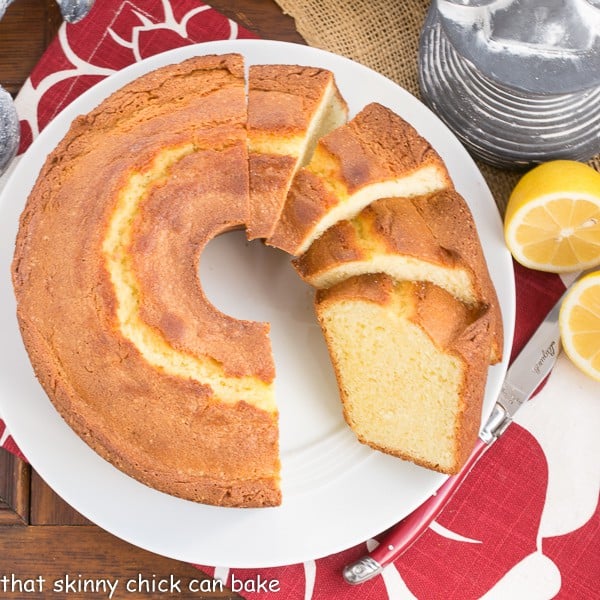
267 102 451 255
315 274 492 475
246 65 348 240
294 191 503 363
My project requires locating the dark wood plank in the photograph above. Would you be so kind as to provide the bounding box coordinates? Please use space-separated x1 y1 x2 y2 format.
0 526 243 599
0 0 61 95
209 0 304 44
0 448 30 525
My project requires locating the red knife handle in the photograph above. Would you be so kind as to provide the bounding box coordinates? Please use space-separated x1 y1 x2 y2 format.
343 437 491 584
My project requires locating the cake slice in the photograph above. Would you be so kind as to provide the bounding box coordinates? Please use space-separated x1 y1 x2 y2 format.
294 191 503 363
267 102 451 255
315 274 492 474
246 65 348 239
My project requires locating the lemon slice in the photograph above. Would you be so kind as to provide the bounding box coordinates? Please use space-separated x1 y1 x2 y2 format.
559 270 600 381
504 160 600 273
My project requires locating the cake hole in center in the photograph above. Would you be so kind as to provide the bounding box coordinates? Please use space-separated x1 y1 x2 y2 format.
200 229 342 451
200 229 313 324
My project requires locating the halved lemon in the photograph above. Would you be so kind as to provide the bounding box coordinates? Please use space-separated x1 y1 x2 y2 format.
559 270 600 381
504 160 600 273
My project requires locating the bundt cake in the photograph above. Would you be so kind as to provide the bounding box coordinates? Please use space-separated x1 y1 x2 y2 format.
267 102 451 256
315 275 492 474
246 64 348 239
294 191 503 363
12 54 281 507
12 52 503 506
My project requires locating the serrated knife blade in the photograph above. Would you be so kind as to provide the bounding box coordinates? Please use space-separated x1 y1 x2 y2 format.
343 275 576 585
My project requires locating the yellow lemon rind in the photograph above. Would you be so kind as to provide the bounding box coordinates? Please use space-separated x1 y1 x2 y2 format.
558 272 600 382
504 191 600 273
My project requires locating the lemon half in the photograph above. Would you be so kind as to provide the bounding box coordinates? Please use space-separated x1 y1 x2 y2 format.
559 270 600 382
505 160 600 273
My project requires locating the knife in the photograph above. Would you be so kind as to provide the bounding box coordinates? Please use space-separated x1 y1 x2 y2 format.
343 278 573 585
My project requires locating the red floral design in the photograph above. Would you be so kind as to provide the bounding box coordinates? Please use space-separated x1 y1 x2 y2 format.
543 499 600 599
25 0 257 133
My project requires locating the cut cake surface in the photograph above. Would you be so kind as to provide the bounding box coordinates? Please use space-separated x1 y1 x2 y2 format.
247 64 348 239
294 191 503 363
316 275 492 474
267 102 451 256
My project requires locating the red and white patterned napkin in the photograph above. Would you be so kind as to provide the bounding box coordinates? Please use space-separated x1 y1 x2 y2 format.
1 2 598 598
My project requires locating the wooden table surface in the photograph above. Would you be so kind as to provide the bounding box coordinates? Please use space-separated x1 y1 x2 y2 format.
0 1 303 597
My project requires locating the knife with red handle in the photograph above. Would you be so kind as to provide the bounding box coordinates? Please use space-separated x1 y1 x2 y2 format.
343 278 571 584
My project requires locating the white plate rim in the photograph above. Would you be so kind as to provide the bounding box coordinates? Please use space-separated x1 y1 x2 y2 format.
0 39 515 568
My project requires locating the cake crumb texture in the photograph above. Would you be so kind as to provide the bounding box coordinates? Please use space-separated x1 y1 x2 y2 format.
316 275 492 474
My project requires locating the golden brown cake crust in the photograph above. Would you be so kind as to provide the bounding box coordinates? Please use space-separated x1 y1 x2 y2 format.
267 102 451 255
294 196 458 278
130 147 275 382
295 190 503 363
12 54 280 507
315 103 442 193
410 190 503 362
248 152 298 240
247 64 337 134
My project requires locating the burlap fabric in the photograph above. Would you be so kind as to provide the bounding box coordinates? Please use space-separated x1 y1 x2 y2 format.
274 0 600 215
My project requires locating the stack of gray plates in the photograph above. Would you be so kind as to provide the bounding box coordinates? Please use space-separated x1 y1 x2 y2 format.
418 0 600 169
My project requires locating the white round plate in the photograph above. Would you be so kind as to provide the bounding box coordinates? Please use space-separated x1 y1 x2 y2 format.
0 40 515 568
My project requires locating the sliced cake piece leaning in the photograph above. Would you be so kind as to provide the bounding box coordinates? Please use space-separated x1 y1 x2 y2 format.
246 65 348 240
294 191 503 363
267 102 451 256
315 274 492 475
